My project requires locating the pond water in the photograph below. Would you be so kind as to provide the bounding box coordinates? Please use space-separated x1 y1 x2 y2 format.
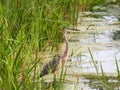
62 4 120 90
41 4 120 90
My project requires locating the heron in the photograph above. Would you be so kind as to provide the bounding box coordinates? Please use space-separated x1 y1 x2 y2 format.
40 28 79 78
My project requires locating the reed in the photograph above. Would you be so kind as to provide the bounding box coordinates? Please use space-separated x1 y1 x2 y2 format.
88 48 120 89
0 0 80 90
80 0 105 11
0 0 109 90
115 56 120 81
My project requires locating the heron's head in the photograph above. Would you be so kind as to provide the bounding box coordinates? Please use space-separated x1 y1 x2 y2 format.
62 27 80 39
63 28 69 37
63 28 80 33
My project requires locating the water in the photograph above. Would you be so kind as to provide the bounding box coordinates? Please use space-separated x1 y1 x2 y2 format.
63 4 120 90
72 30 120 73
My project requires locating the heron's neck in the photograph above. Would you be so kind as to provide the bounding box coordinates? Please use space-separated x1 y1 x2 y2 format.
62 32 69 61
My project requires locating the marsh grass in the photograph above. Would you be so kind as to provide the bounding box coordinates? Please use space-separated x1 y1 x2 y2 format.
0 0 80 90
112 30 120 40
115 56 120 81
88 48 120 89
0 0 111 90
80 0 105 11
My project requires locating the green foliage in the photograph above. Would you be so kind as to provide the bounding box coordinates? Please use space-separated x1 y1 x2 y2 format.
0 0 114 89
88 48 120 89
0 0 79 90
115 56 120 81
112 30 120 40
80 0 105 11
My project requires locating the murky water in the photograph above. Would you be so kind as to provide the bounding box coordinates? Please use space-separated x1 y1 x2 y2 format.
63 4 120 90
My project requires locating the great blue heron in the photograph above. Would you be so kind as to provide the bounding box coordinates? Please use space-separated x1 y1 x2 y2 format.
40 28 79 78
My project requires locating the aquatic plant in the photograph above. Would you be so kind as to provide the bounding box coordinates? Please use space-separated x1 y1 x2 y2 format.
112 30 120 40
80 0 105 11
88 48 120 89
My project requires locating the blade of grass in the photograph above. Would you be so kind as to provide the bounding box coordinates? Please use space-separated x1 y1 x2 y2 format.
88 48 99 75
115 56 120 81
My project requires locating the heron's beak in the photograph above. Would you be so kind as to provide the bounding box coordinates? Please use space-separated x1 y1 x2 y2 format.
64 27 80 32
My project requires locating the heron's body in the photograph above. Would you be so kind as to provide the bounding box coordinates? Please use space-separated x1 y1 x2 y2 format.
40 28 69 77
40 54 62 77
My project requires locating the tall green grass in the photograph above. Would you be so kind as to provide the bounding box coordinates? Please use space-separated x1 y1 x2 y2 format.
115 56 120 81
89 48 120 89
80 0 105 11
0 0 108 90
0 0 80 90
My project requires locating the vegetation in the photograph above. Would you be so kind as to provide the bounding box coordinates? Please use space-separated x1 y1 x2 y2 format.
79 0 105 11
0 0 119 90
0 0 79 90
112 30 120 40
89 48 120 90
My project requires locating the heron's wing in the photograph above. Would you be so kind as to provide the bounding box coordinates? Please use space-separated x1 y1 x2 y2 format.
40 54 62 77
